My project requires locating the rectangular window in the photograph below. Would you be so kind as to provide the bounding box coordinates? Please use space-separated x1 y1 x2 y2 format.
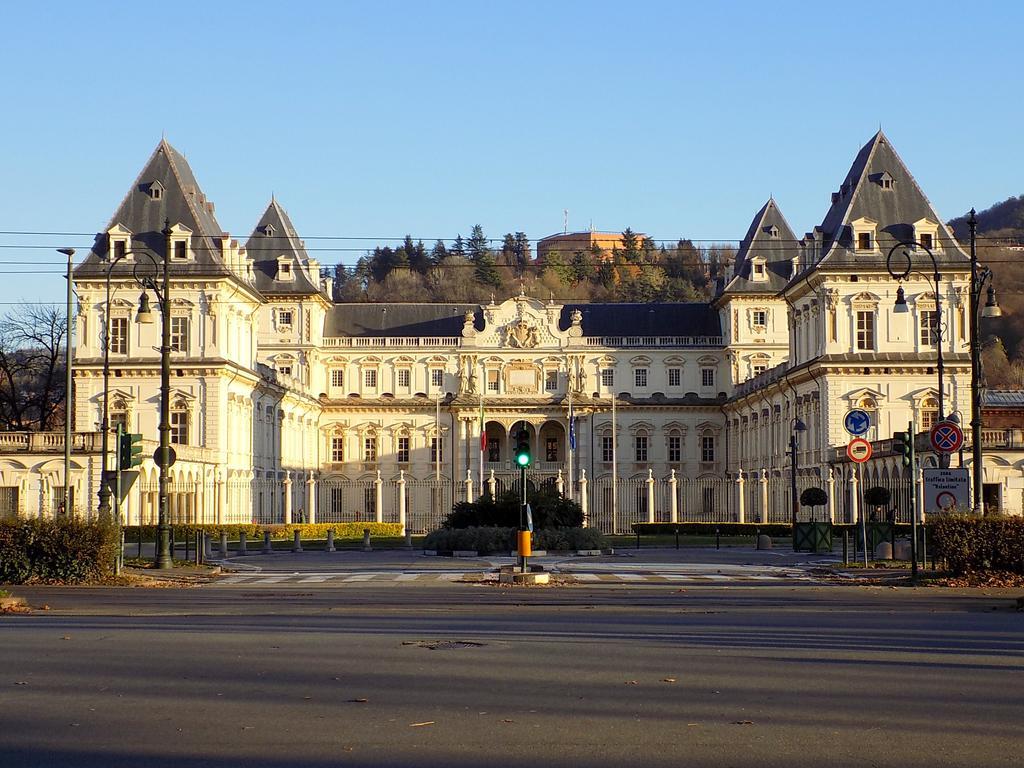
546 437 558 462
857 232 872 250
920 233 933 250
601 436 613 462
601 369 614 388
431 437 443 463
278 365 292 377
331 369 345 388
397 369 410 388
634 435 648 462
545 371 558 392
668 435 681 463
330 436 345 463
173 240 187 260
753 364 767 376
363 437 377 462
701 368 715 388
397 436 410 463
113 240 126 261
634 368 648 388
487 369 499 393
920 310 938 347
668 367 681 388
856 310 875 350
487 438 500 463
110 412 128 433
752 310 767 327
170 411 189 445
701 435 715 463
921 410 938 431
109 317 128 355
363 369 377 389
278 310 293 327
169 316 189 353
431 369 443 389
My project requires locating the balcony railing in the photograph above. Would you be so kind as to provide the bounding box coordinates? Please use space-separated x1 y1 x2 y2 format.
585 335 723 348
323 337 462 349
0 432 103 453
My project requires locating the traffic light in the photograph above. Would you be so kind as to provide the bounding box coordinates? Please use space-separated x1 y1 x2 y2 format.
119 433 144 470
892 429 912 468
514 430 531 467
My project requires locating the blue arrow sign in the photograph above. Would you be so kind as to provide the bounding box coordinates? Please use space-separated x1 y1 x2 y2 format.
844 409 871 436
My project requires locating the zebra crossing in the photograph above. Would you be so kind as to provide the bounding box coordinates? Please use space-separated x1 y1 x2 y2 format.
212 567 822 587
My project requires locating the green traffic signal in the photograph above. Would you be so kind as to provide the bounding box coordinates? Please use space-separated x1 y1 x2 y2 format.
119 433 144 469
892 430 912 468
514 430 531 467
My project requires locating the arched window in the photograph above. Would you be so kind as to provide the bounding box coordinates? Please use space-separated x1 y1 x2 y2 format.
858 397 878 440
920 397 939 431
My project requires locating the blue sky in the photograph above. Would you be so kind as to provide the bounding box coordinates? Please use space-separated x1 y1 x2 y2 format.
1 0 1021 307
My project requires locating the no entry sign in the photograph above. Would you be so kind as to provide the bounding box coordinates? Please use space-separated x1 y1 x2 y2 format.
846 438 872 463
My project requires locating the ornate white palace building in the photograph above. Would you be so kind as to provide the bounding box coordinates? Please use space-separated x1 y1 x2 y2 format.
5 131 1021 530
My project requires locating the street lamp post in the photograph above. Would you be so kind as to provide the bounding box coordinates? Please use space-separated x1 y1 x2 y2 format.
789 417 807 527
57 248 75 517
133 221 174 569
889 240 947 459
967 210 1002 514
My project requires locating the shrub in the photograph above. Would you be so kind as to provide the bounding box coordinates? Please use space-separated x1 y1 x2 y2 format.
800 487 828 508
0 518 118 584
128 522 402 541
443 487 583 530
932 514 1024 575
863 486 891 508
422 526 604 554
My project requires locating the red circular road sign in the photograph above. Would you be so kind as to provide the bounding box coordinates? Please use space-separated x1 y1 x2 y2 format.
846 438 872 463
930 421 964 453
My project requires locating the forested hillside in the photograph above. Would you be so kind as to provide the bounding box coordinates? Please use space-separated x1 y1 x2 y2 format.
328 226 735 305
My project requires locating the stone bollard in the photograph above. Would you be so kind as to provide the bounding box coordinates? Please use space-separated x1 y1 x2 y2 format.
262 531 273 554
404 529 414 550
893 540 912 561
202 532 212 561
219 531 228 557
875 541 893 561
292 529 303 553
326 529 336 553
238 531 248 556
362 528 372 552
756 534 773 550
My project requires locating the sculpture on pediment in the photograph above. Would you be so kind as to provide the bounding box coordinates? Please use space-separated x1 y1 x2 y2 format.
505 318 540 348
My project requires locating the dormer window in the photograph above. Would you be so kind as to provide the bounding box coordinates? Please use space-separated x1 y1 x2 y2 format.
147 181 164 201
920 233 933 250
750 257 768 281
113 240 127 261
877 171 895 190
767 225 779 238
264 224 276 237
913 218 939 253
857 232 872 250
851 217 878 253
173 241 187 260
277 257 294 281
168 223 194 261
107 224 133 262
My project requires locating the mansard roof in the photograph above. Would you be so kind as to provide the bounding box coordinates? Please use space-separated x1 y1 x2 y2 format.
811 131 969 270
719 198 798 295
75 140 237 280
324 302 722 339
245 198 323 296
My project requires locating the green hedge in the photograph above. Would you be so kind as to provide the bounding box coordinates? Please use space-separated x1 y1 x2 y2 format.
932 515 1024 575
129 523 402 541
423 526 606 554
0 518 118 584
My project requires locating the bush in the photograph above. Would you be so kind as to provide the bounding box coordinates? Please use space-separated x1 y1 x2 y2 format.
932 514 1024 575
863 486 891 508
127 522 402 541
443 487 583 530
800 487 828 508
422 526 605 554
0 518 118 584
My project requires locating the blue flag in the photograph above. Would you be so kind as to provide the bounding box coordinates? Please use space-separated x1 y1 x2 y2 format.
569 404 576 452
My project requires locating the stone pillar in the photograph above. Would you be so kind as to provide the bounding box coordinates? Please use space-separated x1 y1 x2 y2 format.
579 469 589 527
826 467 836 523
307 473 317 525
668 469 678 523
646 469 655 523
464 469 473 503
374 470 383 523
556 469 565 497
283 472 293 525
397 470 407 536
487 469 497 500
458 419 468 487
759 469 769 524
736 469 745 524
216 470 226 525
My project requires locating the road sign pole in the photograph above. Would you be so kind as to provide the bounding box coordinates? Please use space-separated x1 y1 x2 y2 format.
909 420 918 584
858 462 868 568
114 423 123 576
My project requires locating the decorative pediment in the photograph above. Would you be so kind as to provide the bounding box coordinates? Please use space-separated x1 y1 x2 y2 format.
845 387 885 407
696 421 722 435
629 355 652 365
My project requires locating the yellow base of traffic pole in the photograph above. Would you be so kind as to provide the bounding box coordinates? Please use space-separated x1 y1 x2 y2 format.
517 529 531 573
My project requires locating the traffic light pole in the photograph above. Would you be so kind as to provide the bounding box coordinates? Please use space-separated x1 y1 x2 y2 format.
519 463 528 574
114 423 124 575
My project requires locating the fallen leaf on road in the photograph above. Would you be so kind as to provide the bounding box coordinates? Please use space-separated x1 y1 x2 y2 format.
687 723 699 727
624 680 638 685
733 720 754 725
409 721 434 727
349 698 368 703
62 636 71 641
662 678 677 683
502 719 515 723
15 682 28 686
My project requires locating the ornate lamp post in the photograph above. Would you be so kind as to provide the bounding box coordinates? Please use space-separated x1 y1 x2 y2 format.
132 221 174 569
967 210 1002 514
789 417 807 527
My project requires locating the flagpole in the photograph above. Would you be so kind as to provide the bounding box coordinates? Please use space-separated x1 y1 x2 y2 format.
478 360 484 496
567 386 574 501
611 387 618 534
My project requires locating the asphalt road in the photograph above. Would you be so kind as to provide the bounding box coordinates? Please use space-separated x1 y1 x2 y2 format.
3 582 1022 768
